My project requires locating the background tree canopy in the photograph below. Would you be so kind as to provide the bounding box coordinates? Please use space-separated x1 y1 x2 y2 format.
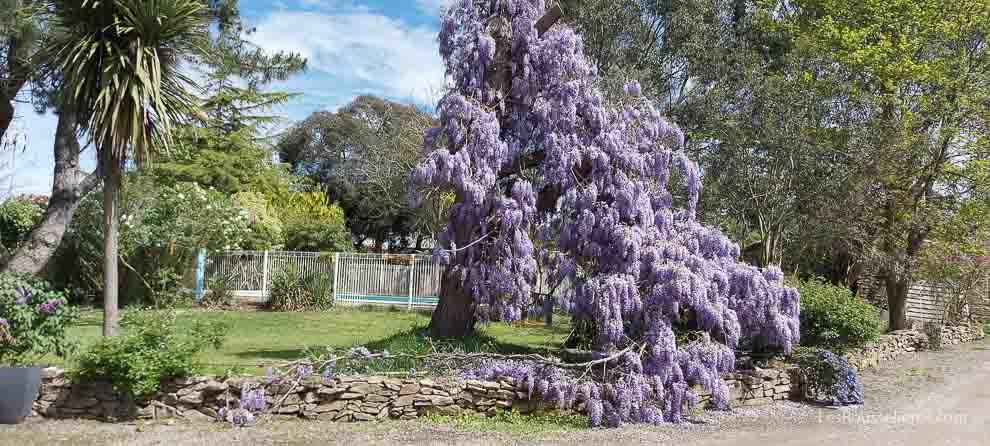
278 95 444 251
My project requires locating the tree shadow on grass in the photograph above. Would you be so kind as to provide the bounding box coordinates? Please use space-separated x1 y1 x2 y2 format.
232 348 309 362
229 324 572 370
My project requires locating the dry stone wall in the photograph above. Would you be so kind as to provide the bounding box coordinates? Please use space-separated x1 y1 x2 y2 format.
845 325 985 370
31 326 985 423
32 368 802 422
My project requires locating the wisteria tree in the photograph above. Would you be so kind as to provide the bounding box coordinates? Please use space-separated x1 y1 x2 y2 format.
412 0 800 424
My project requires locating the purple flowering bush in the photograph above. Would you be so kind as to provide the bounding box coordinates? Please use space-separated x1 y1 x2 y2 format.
0 273 76 366
412 0 800 426
792 347 863 406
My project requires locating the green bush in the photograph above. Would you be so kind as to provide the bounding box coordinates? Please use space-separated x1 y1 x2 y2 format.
0 198 43 252
71 310 226 398
268 266 311 311
798 278 883 351
65 176 251 303
283 220 352 253
0 273 77 366
233 191 285 250
301 272 333 310
202 274 236 309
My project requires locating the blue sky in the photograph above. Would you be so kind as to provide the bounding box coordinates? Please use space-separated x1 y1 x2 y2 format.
6 0 450 196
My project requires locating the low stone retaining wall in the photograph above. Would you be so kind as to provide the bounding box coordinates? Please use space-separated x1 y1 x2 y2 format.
32 367 802 422
33 326 984 423
845 325 985 370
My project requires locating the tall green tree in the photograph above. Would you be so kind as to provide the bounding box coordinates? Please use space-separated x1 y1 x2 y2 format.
279 95 440 250
776 0 990 329
47 0 208 336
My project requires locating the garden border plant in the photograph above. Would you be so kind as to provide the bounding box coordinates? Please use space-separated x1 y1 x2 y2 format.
0 273 76 424
70 309 228 399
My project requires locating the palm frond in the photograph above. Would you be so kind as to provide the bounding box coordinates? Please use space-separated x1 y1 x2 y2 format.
47 0 208 166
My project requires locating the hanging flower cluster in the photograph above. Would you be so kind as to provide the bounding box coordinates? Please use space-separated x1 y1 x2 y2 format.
413 0 800 425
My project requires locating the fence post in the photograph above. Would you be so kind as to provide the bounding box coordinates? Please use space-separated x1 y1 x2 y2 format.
332 252 340 304
194 248 206 302
407 255 416 311
262 250 270 299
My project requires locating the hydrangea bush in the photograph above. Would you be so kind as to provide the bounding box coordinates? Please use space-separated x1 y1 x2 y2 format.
412 0 800 425
0 273 76 366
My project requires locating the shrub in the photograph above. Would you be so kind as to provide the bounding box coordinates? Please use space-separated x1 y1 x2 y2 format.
65 176 251 303
0 198 43 252
924 321 943 351
791 346 863 406
798 278 882 351
301 272 333 309
0 273 77 366
71 310 226 398
268 266 311 312
268 266 334 311
233 191 285 250
283 220 351 253
276 188 352 252
202 275 236 309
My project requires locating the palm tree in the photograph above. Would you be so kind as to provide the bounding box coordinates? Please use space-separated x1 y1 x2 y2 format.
47 0 207 336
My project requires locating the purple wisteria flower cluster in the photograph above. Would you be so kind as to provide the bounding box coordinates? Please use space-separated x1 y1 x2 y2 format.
39 298 66 315
241 386 267 412
0 317 10 344
412 0 801 426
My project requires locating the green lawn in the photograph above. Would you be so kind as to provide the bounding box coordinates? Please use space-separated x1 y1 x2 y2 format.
64 307 571 375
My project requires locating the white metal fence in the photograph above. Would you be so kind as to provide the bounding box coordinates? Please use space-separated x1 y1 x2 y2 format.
203 251 440 308
333 253 440 307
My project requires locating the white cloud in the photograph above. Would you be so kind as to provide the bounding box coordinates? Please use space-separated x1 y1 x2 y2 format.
248 10 445 107
415 0 452 15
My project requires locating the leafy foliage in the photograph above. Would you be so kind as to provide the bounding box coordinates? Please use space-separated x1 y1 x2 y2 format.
71 310 226 398
0 273 76 365
0 197 43 252
791 347 863 406
916 200 990 325
923 321 943 351
202 275 236 309
278 188 352 252
232 191 285 250
64 175 250 305
47 0 207 165
279 95 443 249
268 266 306 311
797 278 882 352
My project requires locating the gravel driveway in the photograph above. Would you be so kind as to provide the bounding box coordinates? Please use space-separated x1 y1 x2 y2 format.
4 340 989 446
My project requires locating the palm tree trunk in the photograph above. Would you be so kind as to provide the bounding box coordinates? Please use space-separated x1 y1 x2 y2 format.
3 108 97 274
102 154 120 337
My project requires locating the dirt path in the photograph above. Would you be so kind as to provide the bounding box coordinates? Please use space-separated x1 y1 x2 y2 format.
3 340 988 446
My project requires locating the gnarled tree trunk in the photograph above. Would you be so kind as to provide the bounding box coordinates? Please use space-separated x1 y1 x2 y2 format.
3 108 97 274
429 267 477 337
